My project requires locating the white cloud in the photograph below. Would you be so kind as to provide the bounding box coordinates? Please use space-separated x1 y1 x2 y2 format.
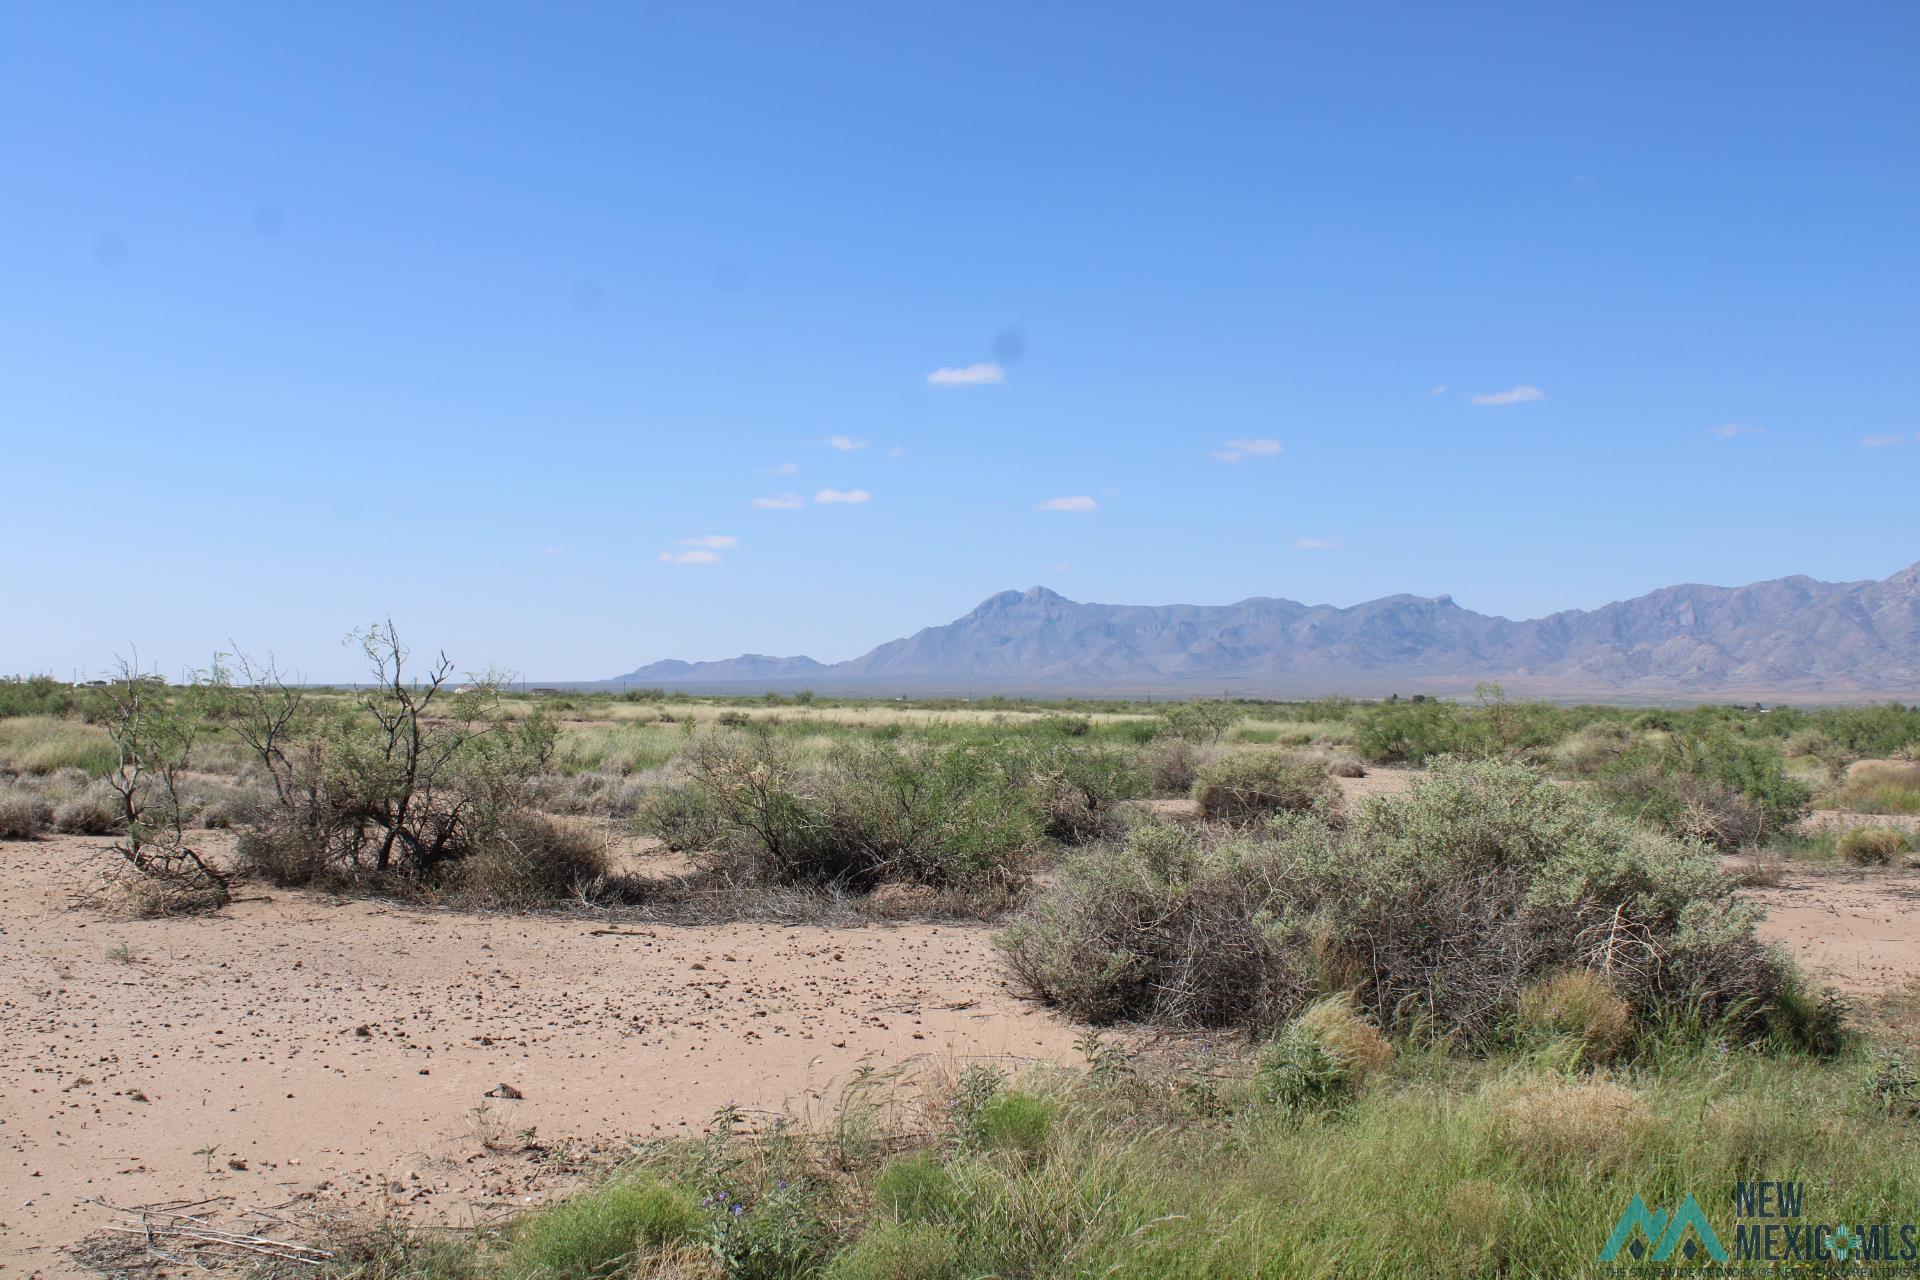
1862 433 1910 448
1710 423 1766 439
1035 495 1097 513
658 550 720 565
825 434 867 451
1470 385 1545 406
815 488 871 504
1212 437 1284 463
926 362 1005 387
1429 384 1448 397
752 494 804 509
677 534 737 549
1294 537 1343 550
764 461 799 475
886 445 908 458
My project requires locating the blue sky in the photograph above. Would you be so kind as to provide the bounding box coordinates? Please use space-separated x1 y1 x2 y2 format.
3 3 1916 681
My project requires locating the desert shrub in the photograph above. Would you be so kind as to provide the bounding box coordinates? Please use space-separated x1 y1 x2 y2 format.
1138 736 1205 795
1159 700 1240 744
1256 995 1393 1114
506 1177 701 1278
0 789 51 839
1837 825 1912 866
1356 685 1572 766
1598 731 1811 848
1020 742 1145 843
456 813 610 906
1552 722 1637 777
1000 821 1305 1027
1006 759 1823 1047
229 630 559 891
0 675 85 720
1191 751 1335 823
644 732 1045 892
1515 970 1634 1065
1324 755 1366 778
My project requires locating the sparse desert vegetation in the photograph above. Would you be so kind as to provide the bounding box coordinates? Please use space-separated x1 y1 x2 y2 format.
6 658 1920 1276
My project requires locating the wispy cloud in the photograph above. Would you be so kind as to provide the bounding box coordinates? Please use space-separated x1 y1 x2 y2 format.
815 488 871 504
1709 423 1766 439
1035 495 1097 513
886 445 908 458
763 461 799 475
1862 433 1911 448
927 362 1005 388
1470 385 1545 406
752 494 804 509
1295 537 1343 550
825 434 867 451
677 534 737 549
1212 437 1283 463
1429 384 1448 397
658 550 720 565
1048 562 1070 574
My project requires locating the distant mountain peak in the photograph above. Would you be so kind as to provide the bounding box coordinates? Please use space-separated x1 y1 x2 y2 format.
610 563 1920 695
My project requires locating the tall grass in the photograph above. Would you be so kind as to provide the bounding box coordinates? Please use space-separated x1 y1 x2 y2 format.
0 716 118 775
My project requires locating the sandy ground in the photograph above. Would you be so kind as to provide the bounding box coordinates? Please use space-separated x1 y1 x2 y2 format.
0 836 1078 1278
6 766 1917 1278
1749 867 1920 996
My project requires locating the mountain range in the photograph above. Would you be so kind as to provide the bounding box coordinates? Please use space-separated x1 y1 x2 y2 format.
609 561 1920 699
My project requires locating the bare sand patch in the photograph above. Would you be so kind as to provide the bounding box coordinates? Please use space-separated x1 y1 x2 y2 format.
0 836 1077 1276
1749 867 1920 996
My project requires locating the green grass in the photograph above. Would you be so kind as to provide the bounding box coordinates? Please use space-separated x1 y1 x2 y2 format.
0 716 118 775
328 1041 1920 1280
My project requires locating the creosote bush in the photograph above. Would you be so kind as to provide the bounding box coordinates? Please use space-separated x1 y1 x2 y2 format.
1005 758 1831 1050
1190 751 1336 823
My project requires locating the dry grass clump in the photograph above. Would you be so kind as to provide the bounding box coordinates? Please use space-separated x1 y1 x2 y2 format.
54 784 127 834
1516 970 1635 1064
1495 1076 1650 1173
1836 825 1912 866
1836 761 1920 814
1324 755 1367 778
1190 751 1337 823
0 788 53 839
453 813 611 907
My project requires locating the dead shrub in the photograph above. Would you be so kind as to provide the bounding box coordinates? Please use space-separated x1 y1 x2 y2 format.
1324 756 1367 779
